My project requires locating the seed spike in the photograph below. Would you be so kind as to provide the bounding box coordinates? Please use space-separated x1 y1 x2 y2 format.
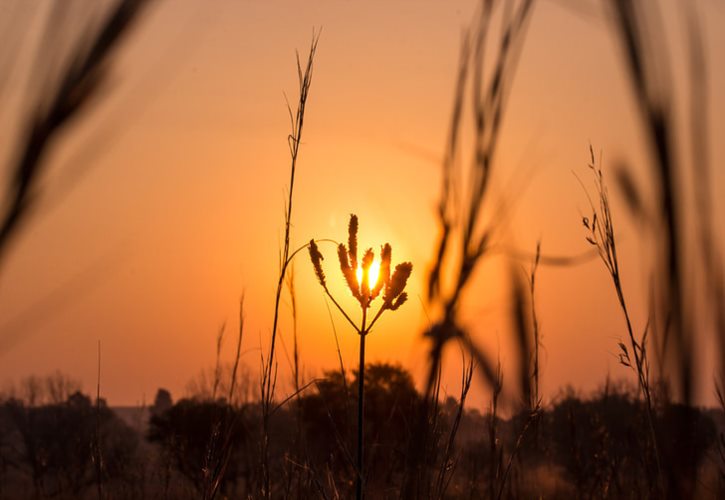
389 292 408 311
338 243 360 300
308 239 326 289
371 243 391 300
361 248 374 305
384 262 413 307
348 214 359 270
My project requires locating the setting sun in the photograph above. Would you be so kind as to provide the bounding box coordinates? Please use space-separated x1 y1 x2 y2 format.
357 258 381 289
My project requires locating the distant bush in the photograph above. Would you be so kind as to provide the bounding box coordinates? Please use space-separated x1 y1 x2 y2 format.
147 398 248 494
0 391 138 497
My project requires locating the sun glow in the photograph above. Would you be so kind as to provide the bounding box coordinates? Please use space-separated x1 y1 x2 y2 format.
356 259 381 289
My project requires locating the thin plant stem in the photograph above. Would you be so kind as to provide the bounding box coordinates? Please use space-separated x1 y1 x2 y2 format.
94 340 103 500
356 307 368 500
530 241 541 409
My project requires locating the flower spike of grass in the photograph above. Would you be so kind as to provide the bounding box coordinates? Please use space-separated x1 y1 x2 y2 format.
361 248 374 304
370 243 391 300
338 243 361 301
348 214 359 270
384 262 413 308
308 239 327 289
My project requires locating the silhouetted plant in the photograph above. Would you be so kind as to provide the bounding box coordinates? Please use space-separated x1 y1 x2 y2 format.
433 356 474 499
260 33 319 499
426 0 534 398
192 298 247 500
578 145 662 494
308 214 412 499
0 0 152 266
606 0 720 408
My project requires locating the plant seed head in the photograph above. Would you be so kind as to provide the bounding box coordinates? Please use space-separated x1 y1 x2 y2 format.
348 214 358 270
308 239 326 289
384 262 413 307
371 243 391 300
338 243 360 300
389 292 408 311
361 248 374 304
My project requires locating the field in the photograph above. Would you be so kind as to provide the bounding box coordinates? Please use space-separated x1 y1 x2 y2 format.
0 1 724 498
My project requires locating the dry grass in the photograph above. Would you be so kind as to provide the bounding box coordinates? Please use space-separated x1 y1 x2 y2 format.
577 146 662 494
0 0 152 266
603 1 724 495
425 0 535 403
260 32 319 499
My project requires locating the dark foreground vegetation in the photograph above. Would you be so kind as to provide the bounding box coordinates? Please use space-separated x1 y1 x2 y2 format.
0 366 723 499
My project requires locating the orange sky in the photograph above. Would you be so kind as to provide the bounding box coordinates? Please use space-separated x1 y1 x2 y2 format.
1 0 724 409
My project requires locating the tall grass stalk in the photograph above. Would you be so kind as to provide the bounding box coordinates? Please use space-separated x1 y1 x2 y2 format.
502 264 542 498
93 340 103 500
201 297 245 500
260 34 319 498
425 0 534 401
211 323 226 401
488 357 503 500
495 408 538 500
529 242 541 410
433 354 474 499
407 4 536 494
0 0 151 266
578 147 662 495
285 262 305 499
606 0 722 407
716 381 725 486
609 0 689 407
603 1 725 495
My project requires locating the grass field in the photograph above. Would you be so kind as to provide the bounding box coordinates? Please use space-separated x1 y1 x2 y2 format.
1 0 724 498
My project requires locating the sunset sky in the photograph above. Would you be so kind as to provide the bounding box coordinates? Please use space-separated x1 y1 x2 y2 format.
1 0 723 409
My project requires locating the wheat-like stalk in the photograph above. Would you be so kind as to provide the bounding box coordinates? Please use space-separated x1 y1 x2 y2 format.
308 213 412 500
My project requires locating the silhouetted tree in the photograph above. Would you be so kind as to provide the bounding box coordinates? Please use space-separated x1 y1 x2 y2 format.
152 388 173 416
147 398 248 494
299 362 420 497
0 390 139 497
538 383 718 498
658 403 716 495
